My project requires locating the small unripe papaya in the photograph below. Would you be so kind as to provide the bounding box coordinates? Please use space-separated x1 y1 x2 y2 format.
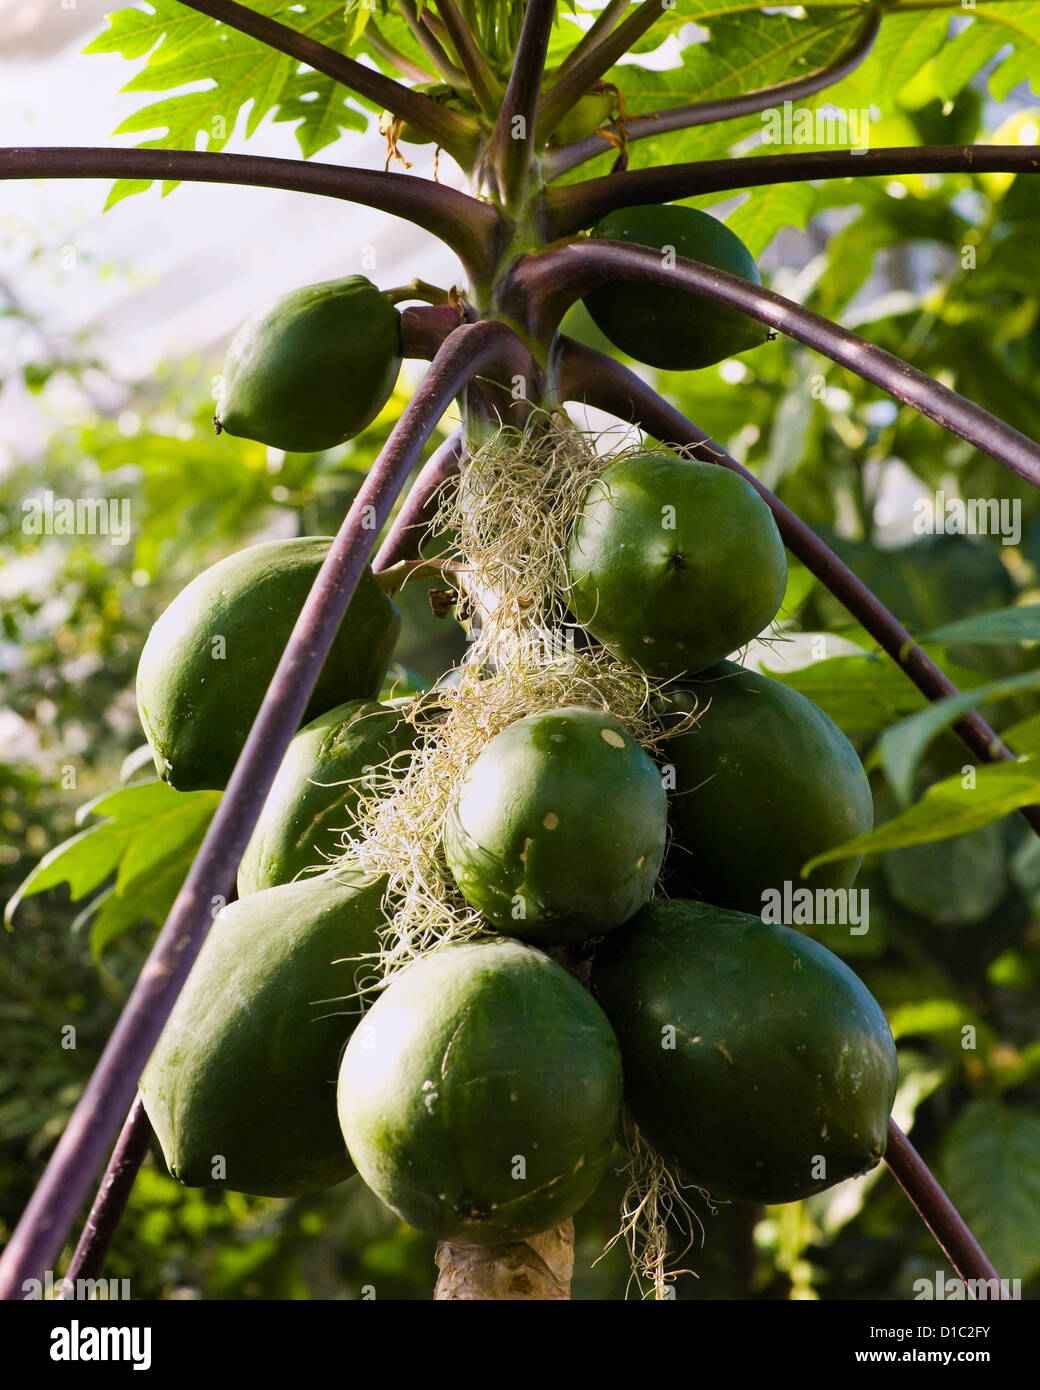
215 275 402 453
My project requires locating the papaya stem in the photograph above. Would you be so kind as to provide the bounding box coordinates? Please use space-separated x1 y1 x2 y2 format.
386 279 456 307
535 0 664 143
0 320 526 1299
0 147 503 290
543 144 1040 238
884 1121 1012 1297
56 1097 152 1297
434 1221 574 1299
372 556 462 596
488 0 557 211
512 241 1040 484
171 0 478 161
543 5 883 179
431 0 503 118
364 20 437 85
554 335 1040 841
397 0 469 87
550 0 631 85
373 428 466 570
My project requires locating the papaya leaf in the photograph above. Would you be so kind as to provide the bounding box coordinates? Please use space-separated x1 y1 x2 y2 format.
763 653 930 739
803 762 1040 874
272 72 368 159
998 710 1040 761
4 781 220 954
933 2 1040 104
85 1 363 203
878 666 1040 805
939 1100 1040 1285
920 604 1040 647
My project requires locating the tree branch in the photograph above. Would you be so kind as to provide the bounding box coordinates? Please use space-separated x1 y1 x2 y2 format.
885 1121 1012 1297
513 242 1040 485
489 0 557 207
543 6 882 179
398 0 469 86
544 144 1040 238
432 0 502 116
173 0 477 159
551 0 632 85
373 428 465 570
0 320 524 1300
57 1098 152 1297
536 0 665 140
0 147 503 286
554 335 1040 840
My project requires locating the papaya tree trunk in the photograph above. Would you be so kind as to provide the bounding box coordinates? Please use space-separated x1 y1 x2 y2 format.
434 1221 574 1300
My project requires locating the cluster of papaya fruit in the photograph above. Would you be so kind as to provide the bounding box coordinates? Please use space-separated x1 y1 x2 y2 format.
135 467 894 1245
133 200 896 1252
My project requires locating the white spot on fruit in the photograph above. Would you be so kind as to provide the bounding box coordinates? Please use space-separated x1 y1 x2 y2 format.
600 728 626 749
543 812 559 829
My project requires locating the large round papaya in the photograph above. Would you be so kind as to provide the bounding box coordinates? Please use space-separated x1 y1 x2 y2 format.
136 538 400 792
583 204 770 370
659 661 873 913
215 276 402 453
237 698 416 896
565 454 787 679
591 899 897 1204
140 868 386 1198
337 939 622 1242
443 706 667 944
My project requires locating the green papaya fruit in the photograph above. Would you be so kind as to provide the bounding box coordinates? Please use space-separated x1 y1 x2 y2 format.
659 661 873 913
140 869 386 1198
566 454 787 679
237 698 416 896
337 939 623 1242
583 204 770 370
545 72 615 147
137 538 400 792
591 899 898 1204
215 276 402 453
443 706 667 944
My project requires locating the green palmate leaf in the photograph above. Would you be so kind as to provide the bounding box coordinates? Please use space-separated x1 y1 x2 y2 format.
939 1100 1040 1285
763 653 930 738
86 0 365 204
4 780 220 952
921 605 1040 647
879 666 1040 805
804 762 1040 872
723 182 818 260
272 72 368 158
934 1 1040 103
